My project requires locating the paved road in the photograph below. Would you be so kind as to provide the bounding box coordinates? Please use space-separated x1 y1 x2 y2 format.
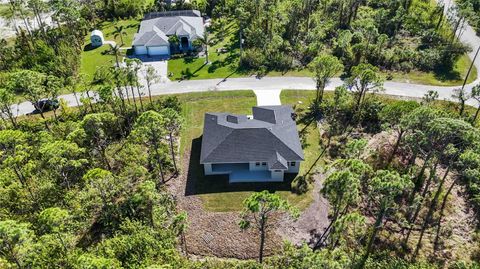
9 1 480 116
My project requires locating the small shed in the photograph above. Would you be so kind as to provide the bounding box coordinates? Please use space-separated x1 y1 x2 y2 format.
90 30 104 47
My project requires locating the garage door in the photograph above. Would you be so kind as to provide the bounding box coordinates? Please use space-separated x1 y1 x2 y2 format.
134 46 148 55
148 46 170 56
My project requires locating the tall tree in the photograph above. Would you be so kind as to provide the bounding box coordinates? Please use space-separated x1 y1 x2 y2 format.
70 113 119 170
0 87 18 128
9 70 50 129
239 191 299 263
379 101 420 165
130 111 169 184
144 65 161 103
161 108 183 175
308 54 344 106
192 29 210 63
346 63 384 116
358 170 413 268
39 140 88 189
113 25 127 46
452 87 469 117
470 84 480 123
0 220 34 268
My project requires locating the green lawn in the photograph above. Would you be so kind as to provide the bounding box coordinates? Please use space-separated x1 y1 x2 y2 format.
94 19 140 47
168 19 477 86
0 3 11 18
389 54 478 86
168 22 245 80
178 91 318 212
80 44 117 79
80 19 139 78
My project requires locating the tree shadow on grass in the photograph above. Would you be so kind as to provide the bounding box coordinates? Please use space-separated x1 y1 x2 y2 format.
433 65 462 82
185 137 298 196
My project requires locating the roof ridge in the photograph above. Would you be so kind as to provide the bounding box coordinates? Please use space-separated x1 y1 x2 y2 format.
267 126 304 160
165 19 185 35
201 125 235 161
142 32 156 46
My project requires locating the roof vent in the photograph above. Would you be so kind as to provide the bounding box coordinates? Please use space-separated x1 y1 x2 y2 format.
226 115 239 124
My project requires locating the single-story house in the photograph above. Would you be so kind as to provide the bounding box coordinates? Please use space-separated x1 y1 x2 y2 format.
200 106 304 183
132 10 205 56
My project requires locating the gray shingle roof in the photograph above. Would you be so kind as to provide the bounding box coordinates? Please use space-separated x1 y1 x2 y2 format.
133 12 204 47
200 106 304 165
268 152 288 170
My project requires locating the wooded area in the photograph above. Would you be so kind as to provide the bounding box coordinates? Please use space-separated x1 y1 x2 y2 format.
1 0 480 268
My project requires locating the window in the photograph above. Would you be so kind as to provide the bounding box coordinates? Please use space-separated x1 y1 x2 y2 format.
274 170 282 172
255 162 260 166
262 162 267 166
290 162 296 167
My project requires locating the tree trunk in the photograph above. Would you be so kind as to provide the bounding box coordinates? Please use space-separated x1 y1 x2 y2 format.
130 86 138 113
412 165 451 260
259 216 266 263
405 159 438 244
147 82 153 104
152 137 165 184
37 108 50 131
100 146 112 170
358 207 386 269
433 178 456 250
474 105 480 123
85 90 95 113
169 132 178 174
461 45 480 92
136 84 144 111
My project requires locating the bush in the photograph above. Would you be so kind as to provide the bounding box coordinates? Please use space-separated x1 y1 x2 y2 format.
240 48 266 70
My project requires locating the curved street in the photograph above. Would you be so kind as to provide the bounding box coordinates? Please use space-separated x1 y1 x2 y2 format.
9 1 480 116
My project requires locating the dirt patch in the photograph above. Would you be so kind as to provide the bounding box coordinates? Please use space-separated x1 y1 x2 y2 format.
167 149 282 259
277 175 330 247
167 149 330 259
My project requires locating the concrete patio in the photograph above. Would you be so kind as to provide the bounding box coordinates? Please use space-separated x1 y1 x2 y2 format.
211 163 283 183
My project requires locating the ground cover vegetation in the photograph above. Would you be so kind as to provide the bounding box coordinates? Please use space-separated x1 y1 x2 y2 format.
3 79 480 267
0 0 210 98
203 0 476 84
456 0 480 34
269 77 480 267
1 0 480 268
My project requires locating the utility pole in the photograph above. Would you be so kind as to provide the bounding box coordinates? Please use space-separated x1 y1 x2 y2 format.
461 45 480 91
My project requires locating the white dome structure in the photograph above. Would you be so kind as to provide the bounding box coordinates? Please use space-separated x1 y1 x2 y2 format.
90 30 104 47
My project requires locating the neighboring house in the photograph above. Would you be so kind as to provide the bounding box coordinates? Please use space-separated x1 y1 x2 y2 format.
90 30 104 47
200 106 304 183
132 10 204 56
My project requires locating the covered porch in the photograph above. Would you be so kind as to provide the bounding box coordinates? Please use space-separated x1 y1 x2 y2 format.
211 163 283 183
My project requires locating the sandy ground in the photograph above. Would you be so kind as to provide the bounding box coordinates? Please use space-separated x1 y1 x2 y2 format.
277 176 330 247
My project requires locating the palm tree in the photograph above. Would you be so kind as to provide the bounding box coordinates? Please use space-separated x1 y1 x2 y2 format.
168 35 180 53
113 25 127 46
193 30 210 64
107 44 122 67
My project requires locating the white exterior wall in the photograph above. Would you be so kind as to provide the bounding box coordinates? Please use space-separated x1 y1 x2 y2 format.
287 161 300 173
249 161 268 171
148 46 170 56
271 170 284 180
204 163 213 175
134 46 148 55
